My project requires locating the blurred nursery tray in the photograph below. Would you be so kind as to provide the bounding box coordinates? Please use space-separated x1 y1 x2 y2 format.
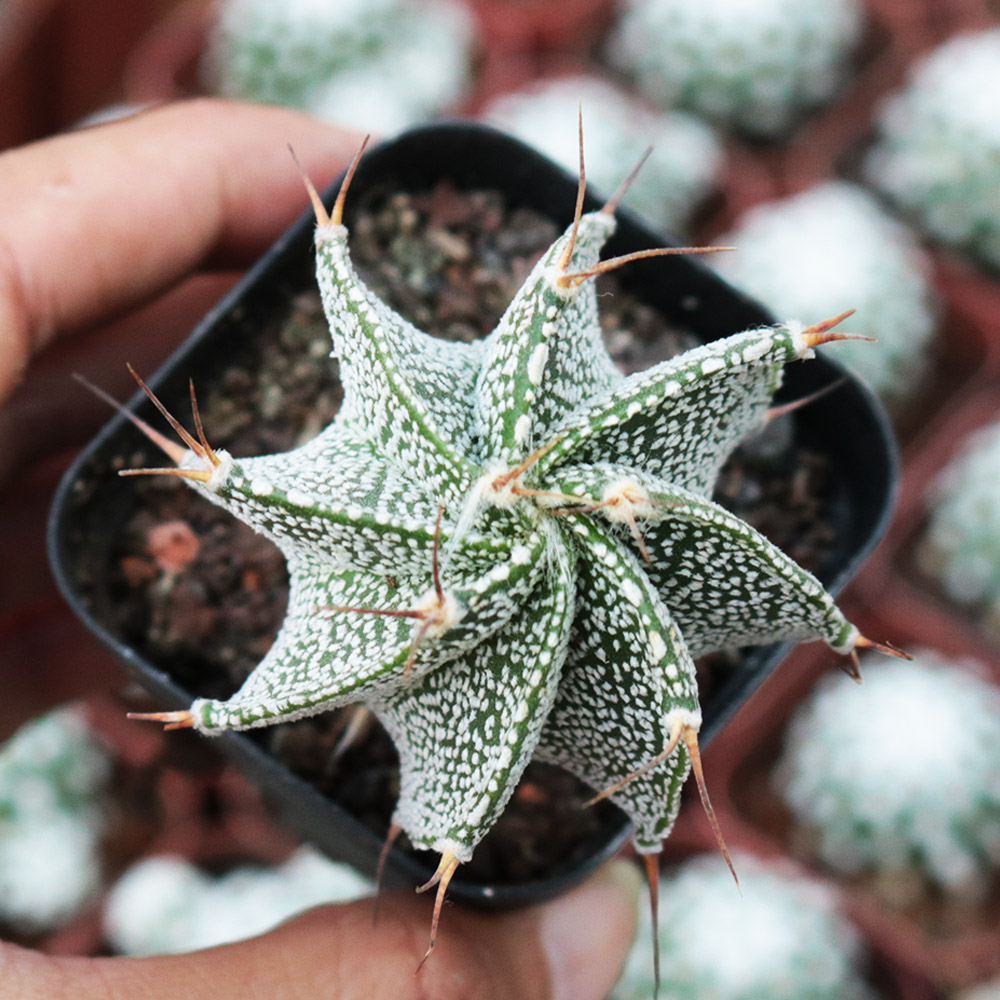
48 123 897 910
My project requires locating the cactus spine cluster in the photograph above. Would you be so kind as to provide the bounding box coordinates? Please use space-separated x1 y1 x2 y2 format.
119 137 889 958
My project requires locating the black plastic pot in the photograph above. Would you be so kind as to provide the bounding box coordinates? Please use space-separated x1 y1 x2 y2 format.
47 122 898 910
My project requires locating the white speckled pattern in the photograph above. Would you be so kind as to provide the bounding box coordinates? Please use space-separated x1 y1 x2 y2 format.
165 199 859 863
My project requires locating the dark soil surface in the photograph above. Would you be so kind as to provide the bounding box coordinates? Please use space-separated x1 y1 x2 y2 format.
71 184 837 888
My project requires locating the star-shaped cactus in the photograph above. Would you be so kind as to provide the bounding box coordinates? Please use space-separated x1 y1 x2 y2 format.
116 137 897 962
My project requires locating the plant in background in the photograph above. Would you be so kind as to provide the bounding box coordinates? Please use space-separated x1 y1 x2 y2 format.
777 651 1000 903
482 75 722 236
864 29 1000 271
614 852 875 1000
715 181 938 408
0 706 112 933
200 0 473 134
607 0 863 137
919 419 1000 638
114 140 897 962
104 846 372 956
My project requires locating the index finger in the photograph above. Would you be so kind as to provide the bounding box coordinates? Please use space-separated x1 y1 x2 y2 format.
0 98 363 407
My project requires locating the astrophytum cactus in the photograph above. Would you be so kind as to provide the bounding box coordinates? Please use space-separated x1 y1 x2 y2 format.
116 141 894 956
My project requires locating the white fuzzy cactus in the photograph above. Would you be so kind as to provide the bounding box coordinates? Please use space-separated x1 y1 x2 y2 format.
715 181 938 406
614 853 875 1000
482 76 722 235
201 0 474 134
919 419 1000 636
777 652 1000 901
117 140 892 958
0 706 112 932
104 847 372 956
607 0 864 137
864 29 1000 270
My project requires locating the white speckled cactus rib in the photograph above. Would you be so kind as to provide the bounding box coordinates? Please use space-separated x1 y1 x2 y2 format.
131 175 867 879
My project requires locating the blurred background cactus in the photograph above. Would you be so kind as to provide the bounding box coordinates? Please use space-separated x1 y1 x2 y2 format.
0 706 112 933
715 181 938 409
776 652 1000 905
864 29 1000 272
607 0 865 137
481 75 722 235
104 846 372 955
613 852 875 1000
919 420 1000 638
200 0 474 133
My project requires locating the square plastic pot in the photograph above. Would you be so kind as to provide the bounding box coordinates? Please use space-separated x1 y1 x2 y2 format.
47 122 899 909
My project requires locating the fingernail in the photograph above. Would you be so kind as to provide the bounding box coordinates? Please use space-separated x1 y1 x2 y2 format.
538 860 642 1000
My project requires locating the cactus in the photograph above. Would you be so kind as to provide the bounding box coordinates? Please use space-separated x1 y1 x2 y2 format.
482 75 722 235
116 139 892 957
864 29 1000 271
716 181 938 407
614 852 875 1000
607 0 864 137
919 419 1000 637
0 706 112 932
105 847 372 956
201 0 473 134
777 652 1000 902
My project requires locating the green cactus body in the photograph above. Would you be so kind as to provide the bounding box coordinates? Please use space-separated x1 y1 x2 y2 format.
126 161 869 922
864 29 1000 270
608 0 863 137
716 181 937 407
614 853 875 1000
777 652 1000 900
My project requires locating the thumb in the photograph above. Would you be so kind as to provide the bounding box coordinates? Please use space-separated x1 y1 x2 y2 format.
11 860 641 1000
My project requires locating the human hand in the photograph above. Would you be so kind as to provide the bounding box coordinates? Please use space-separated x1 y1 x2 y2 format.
0 99 639 1000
